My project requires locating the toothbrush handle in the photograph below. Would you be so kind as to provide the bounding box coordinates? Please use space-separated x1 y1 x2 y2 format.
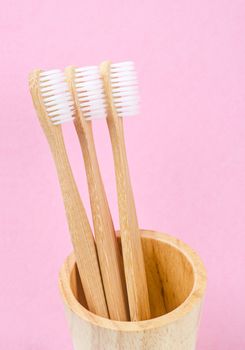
74 120 129 321
107 117 151 321
49 132 109 318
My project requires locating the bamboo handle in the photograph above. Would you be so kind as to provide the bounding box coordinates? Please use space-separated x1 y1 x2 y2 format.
29 70 109 318
100 61 151 321
48 133 109 318
65 67 129 321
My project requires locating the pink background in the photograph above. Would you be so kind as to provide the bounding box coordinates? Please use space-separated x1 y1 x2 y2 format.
1 0 245 348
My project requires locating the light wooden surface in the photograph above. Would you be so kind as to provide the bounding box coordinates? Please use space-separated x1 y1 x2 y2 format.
59 230 207 350
29 70 108 318
65 66 129 321
100 61 151 321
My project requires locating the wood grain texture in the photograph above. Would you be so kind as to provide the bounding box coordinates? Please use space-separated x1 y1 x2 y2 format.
29 70 108 318
59 230 207 350
100 61 151 321
65 66 129 321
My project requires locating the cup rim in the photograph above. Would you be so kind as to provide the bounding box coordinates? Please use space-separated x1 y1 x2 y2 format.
59 229 206 332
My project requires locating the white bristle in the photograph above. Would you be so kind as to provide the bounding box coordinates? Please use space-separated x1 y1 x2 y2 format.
74 66 106 120
39 69 75 125
110 61 139 117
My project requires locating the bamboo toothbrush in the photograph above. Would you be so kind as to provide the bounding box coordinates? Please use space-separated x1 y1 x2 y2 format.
29 69 108 318
100 61 151 321
65 66 129 321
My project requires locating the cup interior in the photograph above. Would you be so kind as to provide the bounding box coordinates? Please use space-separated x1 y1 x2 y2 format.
70 231 195 319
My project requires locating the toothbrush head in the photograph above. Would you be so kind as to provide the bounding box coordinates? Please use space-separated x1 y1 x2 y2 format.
39 69 75 125
110 61 139 117
74 66 106 121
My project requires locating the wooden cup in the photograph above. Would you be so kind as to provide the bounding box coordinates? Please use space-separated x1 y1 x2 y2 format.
59 230 207 350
